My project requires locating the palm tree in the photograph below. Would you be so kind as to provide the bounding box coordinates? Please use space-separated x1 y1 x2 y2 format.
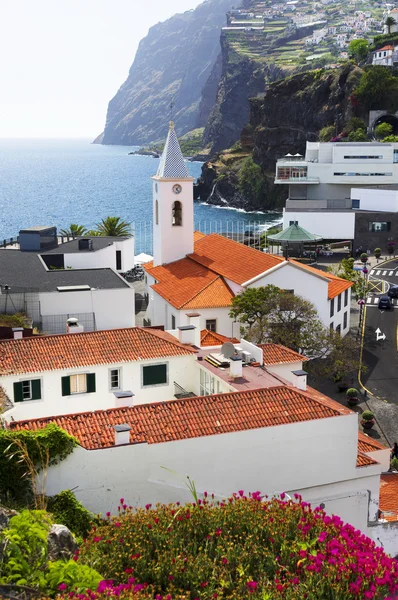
385 15 397 34
86 230 102 237
59 223 87 237
95 216 131 237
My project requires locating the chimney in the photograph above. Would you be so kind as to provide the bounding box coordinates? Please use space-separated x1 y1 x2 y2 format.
12 327 24 340
291 370 307 391
113 391 134 409
66 317 84 334
113 424 131 446
178 325 196 345
186 312 201 347
229 354 243 379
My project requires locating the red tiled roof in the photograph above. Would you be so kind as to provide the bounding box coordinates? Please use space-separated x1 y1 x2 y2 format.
288 260 353 300
379 474 398 521
356 451 379 468
0 327 196 376
11 385 350 449
188 233 285 285
358 431 387 453
259 343 309 366
200 329 239 347
376 45 394 51
146 257 234 309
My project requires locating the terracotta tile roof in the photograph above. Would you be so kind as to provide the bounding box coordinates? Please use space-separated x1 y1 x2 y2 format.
188 233 285 285
288 260 353 300
358 431 387 453
146 257 234 309
200 329 239 347
379 474 398 521
259 343 309 366
377 45 394 51
194 231 206 242
0 327 196 376
11 385 350 449
356 451 379 468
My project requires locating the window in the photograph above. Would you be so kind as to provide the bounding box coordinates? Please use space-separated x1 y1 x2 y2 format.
109 368 121 391
334 172 392 177
368 221 391 232
337 294 341 312
330 298 334 318
155 200 159 225
61 373 96 396
171 315 176 329
352 199 360 209
343 312 348 329
116 250 122 271
344 289 348 307
289 221 298 226
343 155 382 160
142 364 167 387
172 201 182 226
200 368 216 396
206 319 217 332
336 324 341 334
13 379 41 403
330 323 334 332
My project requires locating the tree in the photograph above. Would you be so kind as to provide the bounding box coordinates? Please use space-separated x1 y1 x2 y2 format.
345 117 366 133
229 286 361 381
375 122 393 139
355 66 398 110
94 216 131 237
238 156 264 206
382 134 398 142
347 129 368 141
319 125 335 142
348 39 370 64
59 224 87 237
329 257 367 299
385 15 397 34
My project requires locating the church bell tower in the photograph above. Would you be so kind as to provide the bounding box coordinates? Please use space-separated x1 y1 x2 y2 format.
152 122 195 266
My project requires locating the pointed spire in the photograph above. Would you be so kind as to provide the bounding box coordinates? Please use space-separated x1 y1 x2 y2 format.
156 122 190 179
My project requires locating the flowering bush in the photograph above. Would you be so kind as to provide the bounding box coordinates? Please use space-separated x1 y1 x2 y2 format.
63 493 398 600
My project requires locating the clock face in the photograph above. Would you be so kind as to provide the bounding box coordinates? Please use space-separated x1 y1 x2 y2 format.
173 184 182 195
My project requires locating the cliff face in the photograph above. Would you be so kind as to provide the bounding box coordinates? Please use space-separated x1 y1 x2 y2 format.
196 65 363 211
99 0 236 146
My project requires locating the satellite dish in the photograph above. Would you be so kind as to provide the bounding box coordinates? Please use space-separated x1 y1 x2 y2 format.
221 342 236 359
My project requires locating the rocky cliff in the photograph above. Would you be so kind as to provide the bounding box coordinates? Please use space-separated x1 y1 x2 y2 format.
196 65 363 211
98 0 236 146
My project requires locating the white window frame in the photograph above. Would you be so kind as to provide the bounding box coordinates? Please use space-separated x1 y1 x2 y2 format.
206 319 217 332
141 362 169 388
109 368 121 391
22 380 33 400
70 373 87 395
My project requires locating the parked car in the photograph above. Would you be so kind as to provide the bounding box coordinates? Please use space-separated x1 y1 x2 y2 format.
388 285 398 299
378 296 393 310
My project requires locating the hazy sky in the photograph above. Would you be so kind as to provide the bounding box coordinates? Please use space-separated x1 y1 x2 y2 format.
0 0 203 138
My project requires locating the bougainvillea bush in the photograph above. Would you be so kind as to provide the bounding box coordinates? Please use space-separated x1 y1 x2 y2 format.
68 493 398 600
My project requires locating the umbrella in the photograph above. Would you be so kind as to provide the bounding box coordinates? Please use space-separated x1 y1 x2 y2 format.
285 153 293 156
135 252 153 264
294 153 303 157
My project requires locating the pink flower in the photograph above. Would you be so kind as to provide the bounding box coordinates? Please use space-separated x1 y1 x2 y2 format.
114 522 121 528
246 581 258 592
106 512 111 518
120 498 124 504
215 528 222 536
58 583 67 591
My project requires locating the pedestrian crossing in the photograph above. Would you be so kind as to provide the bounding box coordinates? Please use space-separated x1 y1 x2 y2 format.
366 296 398 305
370 269 398 276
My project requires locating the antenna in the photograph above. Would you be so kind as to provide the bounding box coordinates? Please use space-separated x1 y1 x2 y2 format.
169 98 175 123
221 342 236 359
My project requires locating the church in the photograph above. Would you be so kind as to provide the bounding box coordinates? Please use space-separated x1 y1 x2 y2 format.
144 123 352 338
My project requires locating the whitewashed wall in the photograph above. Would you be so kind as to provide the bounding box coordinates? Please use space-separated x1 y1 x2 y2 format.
283 209 356 241
3 354 197 421
43 412 381 541
64 238 135 273
39 286 135 331
266 361 303 383
351 188 398 213
369 521 398 557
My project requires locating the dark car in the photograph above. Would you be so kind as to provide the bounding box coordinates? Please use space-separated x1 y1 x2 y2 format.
388 285 398 299
378 296 393 310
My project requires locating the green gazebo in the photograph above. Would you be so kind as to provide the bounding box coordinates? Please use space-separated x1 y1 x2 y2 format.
267 223 323 259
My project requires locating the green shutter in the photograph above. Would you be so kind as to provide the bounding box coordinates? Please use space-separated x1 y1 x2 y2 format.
31 379 41 400
13 382 23 403
143 364 167 386
61 376 71 396
86 373 96 393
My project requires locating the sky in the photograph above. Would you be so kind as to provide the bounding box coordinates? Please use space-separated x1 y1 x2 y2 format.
0 0 203 138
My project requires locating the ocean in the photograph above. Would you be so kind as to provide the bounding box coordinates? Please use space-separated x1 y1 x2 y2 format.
0 138 282 253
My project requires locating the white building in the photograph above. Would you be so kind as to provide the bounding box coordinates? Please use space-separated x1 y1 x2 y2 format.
144 126 352 338
0 326 198 421
372 45 397 66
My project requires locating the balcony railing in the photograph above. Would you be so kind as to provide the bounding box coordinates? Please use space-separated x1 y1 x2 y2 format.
174 381 196 399
274 175 320 184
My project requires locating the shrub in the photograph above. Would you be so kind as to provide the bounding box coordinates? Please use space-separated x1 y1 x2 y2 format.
75 494 398 599
319 125 335 142
47 490 98 538
374 248 381 258
361 410 375 421
45 560 102 595
347 129 368 141
238 156 264 206
391 457 398 471
346 388 359 398
345 117 366 133
375 122 393 140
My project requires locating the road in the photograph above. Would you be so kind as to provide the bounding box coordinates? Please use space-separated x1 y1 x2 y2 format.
361 258 398 403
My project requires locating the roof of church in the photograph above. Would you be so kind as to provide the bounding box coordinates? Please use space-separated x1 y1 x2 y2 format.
156 122 190 179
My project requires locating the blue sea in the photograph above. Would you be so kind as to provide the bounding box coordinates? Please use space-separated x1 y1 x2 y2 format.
0 138 282 253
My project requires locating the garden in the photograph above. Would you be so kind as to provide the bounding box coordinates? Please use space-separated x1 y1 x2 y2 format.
1 492 398 599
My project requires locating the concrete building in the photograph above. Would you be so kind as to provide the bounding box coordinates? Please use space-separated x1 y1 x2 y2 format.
144 126 352 338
